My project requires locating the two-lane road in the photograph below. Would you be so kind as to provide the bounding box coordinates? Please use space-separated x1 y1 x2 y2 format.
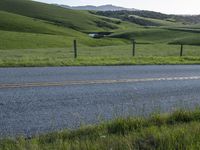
1 65 200 137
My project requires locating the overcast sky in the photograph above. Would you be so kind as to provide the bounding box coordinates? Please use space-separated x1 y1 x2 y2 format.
33 0 200 15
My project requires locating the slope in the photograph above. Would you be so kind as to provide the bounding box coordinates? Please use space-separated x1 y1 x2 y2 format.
0 0 120 32
0 10 84 36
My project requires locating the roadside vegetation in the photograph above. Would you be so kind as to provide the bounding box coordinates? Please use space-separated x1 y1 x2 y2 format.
1 110 200 149
2 56 200 67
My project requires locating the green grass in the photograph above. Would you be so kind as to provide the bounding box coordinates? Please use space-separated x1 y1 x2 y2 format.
1 0 200 67
0 0 121 32
170 35 200 45
0 30 128 49
0 10 84 36
110 27 200 44
1 43 200 67
0 0 131 49
129 15 183 26
1 56 200 67
2 110 200 149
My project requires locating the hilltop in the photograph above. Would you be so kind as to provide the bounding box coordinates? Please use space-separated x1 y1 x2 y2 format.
59 4 137 11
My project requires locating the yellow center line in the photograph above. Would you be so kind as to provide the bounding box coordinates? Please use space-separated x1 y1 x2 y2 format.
0 76 200 89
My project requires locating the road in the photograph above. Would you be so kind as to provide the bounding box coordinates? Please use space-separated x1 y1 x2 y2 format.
1 65 200 137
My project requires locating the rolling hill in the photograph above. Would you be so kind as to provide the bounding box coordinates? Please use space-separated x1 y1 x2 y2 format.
94 10 200 26
0 0 134 49
0 0 198 49
0 0 121 32
0 0 200 67
59 4 137 11
0 0 200 50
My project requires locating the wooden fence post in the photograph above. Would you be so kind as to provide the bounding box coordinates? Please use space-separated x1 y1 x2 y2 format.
74 40 77 59
180 44 183 57
132 39 136 56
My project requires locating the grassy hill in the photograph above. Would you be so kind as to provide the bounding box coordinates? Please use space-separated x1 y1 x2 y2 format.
0 0 120 32
0 10 86 36
0 0 200 47
110 27 200 44
95 10 200 45
95 10 200 25
0 0 134 50
0 0 200 66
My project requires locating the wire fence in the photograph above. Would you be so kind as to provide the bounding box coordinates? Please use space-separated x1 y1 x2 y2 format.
1 40 200 61
71 40 200 58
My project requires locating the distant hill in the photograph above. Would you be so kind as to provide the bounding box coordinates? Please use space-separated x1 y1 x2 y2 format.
58 4 200 25
94 10 200 25
59 4 137 11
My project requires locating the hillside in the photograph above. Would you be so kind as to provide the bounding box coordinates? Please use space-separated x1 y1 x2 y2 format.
95 10 200 25
0 0 135 49
0 10 84 36
0 0 200 67
0 0 199 49
0 0 122 32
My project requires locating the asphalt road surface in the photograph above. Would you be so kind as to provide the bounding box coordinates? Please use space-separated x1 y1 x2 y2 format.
1 65 200 137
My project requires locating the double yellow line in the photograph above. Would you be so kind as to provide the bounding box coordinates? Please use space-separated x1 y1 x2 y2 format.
0 76 200 89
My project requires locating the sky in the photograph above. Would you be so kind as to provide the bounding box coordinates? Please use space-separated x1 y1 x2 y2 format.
33 0 200 15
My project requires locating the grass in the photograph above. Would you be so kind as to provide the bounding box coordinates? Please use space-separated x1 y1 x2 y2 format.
0 10 84 36
0 0 131 49
0 30 128 49
1 43 200 67
0 0 121 32
170 35 200 45
1 56 200 67
1 0 200 67
2 110 200 149
110 27 200 44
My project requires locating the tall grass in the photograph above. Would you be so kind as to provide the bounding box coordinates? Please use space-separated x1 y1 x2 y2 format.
1 110 200 149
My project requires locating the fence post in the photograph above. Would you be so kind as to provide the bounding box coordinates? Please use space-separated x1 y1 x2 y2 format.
132 39 136 56
180 44 183 57
74 40 77 59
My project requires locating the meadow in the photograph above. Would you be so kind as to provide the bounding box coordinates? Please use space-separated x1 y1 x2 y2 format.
1 0 200 67
1 43 200 67
1 110 200 149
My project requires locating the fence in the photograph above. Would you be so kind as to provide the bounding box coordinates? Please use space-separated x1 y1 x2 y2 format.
71 40 200 59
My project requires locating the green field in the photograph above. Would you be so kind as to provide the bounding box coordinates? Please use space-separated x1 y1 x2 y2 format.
1 0 200 67
1 43 200 67
2 110 200 150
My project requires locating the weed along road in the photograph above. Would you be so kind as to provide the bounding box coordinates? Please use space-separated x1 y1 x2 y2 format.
1 65 200 137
